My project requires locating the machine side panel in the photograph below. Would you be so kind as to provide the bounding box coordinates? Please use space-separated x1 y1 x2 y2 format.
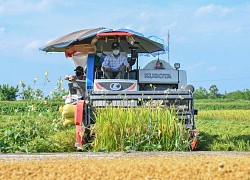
178 70 187 88
75 100 85 148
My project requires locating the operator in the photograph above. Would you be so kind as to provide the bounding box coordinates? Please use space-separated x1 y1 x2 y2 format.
65 66 86 99
102 42 131 79
65 66 85 82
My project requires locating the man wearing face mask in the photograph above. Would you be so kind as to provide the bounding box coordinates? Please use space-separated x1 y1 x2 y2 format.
74 66 85 80
65 66 86 99
65 66 85 81
102 42 131 79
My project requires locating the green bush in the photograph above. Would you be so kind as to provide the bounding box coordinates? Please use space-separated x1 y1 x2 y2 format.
0 110 75 153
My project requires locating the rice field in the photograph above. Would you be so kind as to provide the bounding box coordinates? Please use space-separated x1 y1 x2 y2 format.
1 99 250 152
197 110 250 121
195 99 250 110
196 110 250 151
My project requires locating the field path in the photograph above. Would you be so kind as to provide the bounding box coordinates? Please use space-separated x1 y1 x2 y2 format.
0 151 250 160
0 151 249 179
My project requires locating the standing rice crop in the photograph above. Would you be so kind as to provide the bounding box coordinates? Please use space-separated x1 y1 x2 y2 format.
92 106 190 152
197 110 250 121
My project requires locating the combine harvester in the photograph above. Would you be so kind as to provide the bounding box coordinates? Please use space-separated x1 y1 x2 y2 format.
41 27 198 150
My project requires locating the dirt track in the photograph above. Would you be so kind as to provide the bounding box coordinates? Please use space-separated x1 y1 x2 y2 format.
0 152 249 179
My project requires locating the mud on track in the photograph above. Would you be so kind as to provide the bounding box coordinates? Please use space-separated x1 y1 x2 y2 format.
0 151 249 179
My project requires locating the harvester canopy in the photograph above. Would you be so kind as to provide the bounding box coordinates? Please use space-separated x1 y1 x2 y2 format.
40 27 165 55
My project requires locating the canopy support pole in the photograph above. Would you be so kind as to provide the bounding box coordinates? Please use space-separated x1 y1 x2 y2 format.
86 54 95 90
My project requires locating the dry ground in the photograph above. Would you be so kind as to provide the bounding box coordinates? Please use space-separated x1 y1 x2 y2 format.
0 152 249 180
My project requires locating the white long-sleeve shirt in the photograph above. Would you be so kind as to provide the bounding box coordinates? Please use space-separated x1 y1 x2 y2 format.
102 54 129 71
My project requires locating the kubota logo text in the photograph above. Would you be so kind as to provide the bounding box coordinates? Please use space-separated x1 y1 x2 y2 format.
144 73 172 79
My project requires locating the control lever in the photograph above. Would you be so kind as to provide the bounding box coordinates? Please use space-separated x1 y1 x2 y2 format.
127 69 129 79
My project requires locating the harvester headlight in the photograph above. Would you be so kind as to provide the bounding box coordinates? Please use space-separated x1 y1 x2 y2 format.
174 63 180 70
185 84 195 93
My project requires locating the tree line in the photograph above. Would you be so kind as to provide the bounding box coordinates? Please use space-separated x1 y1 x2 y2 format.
194 85 250 100
0 84 249 101
0 81 65 101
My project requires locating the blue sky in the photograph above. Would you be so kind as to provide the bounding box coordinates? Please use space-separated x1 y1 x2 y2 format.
0 0 250 94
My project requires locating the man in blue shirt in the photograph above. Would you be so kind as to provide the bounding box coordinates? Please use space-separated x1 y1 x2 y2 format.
102 42 131 79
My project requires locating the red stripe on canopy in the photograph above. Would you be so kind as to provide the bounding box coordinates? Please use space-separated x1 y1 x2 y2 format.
97 32 133 36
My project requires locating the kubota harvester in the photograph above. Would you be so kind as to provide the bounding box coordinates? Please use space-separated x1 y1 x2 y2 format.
41 27 198 150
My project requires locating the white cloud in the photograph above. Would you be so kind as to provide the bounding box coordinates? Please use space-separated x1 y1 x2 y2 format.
221 7 233 16
26 40 43 49
22 39 45 53
195 4 233 17
167 21 179 29
125 24 132 30
173 36 187 43
195 4 217 16
0 0 69 15
187 61 206 70
139 12 147 19
0 4 3 14
208 66 217 72
0 26 5 34
229 26 242 33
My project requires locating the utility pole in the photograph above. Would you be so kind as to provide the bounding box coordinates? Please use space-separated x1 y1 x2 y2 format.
168 30 170 64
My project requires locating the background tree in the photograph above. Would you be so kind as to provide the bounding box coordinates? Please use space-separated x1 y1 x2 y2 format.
19 84 35 100
194 86 209 99
225 89 250 100
0 84 19 101
209 85 219 99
